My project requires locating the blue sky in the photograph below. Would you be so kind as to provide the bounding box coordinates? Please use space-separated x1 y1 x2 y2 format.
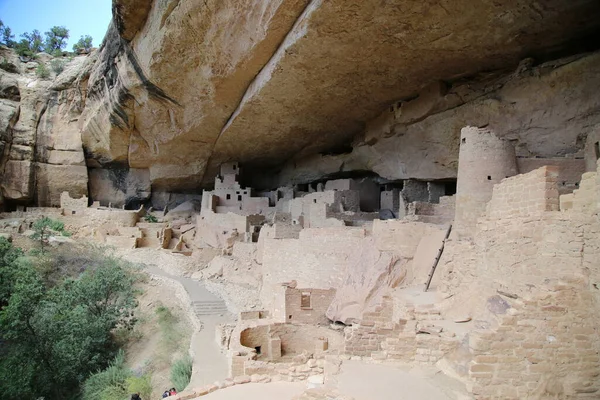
0 0 112 50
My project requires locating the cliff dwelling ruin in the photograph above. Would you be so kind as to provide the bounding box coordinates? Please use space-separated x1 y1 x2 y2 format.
2 0 600 399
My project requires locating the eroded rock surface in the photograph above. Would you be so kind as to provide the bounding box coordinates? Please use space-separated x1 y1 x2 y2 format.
2 0 600 207
0 47 91 207
76 0 600 195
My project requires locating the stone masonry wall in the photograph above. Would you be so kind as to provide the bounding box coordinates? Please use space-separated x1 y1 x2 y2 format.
467 278 600 399
454 126 518 237
285 288 336 325
436 160 600 399
486 166 559 219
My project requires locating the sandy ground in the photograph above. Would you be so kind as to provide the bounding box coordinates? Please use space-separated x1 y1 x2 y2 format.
331 361 471 400
202 382 306 399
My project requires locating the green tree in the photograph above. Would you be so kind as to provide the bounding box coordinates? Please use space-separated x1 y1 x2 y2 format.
21 29 44 53
0 20 15 47
14 39 35 57
44 26 69 53
0 243 140 399
73 35 93 53
31 217 65 252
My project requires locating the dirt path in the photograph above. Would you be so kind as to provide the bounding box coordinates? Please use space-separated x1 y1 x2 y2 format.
117 247 235 388
145 266 233 387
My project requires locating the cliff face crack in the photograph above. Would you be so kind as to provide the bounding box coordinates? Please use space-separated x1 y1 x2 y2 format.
0 104 20 188
199 0 321 185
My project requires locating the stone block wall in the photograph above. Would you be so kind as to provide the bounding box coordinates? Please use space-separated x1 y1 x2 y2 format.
454 126 518 237
81 207 140 227
569 171 598 214
486 166 559 219
344 296 458 365
406 195 455 225
467 279 600 399
435 160 600 399
517 157 586 195
285 288 336 325
60 191 88 213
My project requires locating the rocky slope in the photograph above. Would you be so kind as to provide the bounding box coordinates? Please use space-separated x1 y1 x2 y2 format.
2 0 600 207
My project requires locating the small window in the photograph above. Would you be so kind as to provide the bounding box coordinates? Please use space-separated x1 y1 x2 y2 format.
301 292 311 309
71 210 76 215
244 191 247 195
487 176 492 180
288 315 292 319
462 138 466 144
226 194 231 200
595 142 600 160
255 346 261 355
238 195 242 201
233 165 237 170
313 199 317 204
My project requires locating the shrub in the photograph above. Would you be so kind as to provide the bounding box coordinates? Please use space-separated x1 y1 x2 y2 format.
35 63 50 79
50 58 67 74
126 375 152 400
31 216 67 252
170 355 193 392
144 213 158 223
0 243 140 399
82 352 152 400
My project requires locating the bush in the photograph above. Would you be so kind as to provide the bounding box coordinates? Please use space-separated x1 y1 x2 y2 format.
82 352 152 400
126 375 152 400
0 241 140 399
31 216 67 252
50 58 67 74
144 214 158 223
170 356 193 392
36 63 50 79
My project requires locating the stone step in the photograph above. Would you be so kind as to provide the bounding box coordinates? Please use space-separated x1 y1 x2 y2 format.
191 300 228 316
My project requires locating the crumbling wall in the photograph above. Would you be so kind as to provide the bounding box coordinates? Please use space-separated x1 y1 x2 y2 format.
435 160 600 399
406 195 455 225
60 191 88 214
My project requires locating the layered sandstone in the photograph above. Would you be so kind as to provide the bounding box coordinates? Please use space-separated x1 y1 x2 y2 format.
72 0 600 202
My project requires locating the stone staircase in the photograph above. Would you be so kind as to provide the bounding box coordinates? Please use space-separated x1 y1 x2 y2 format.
192 300 228 317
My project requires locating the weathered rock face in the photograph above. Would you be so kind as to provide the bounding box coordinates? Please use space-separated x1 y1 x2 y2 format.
0 46 91 208
3 0 600 207
78 0 600 196
262 52 600 187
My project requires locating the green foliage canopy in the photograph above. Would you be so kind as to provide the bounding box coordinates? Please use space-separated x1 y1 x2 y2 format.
0 20 15 47
0 239 140 399
44 26 69 53
73 35 93 53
